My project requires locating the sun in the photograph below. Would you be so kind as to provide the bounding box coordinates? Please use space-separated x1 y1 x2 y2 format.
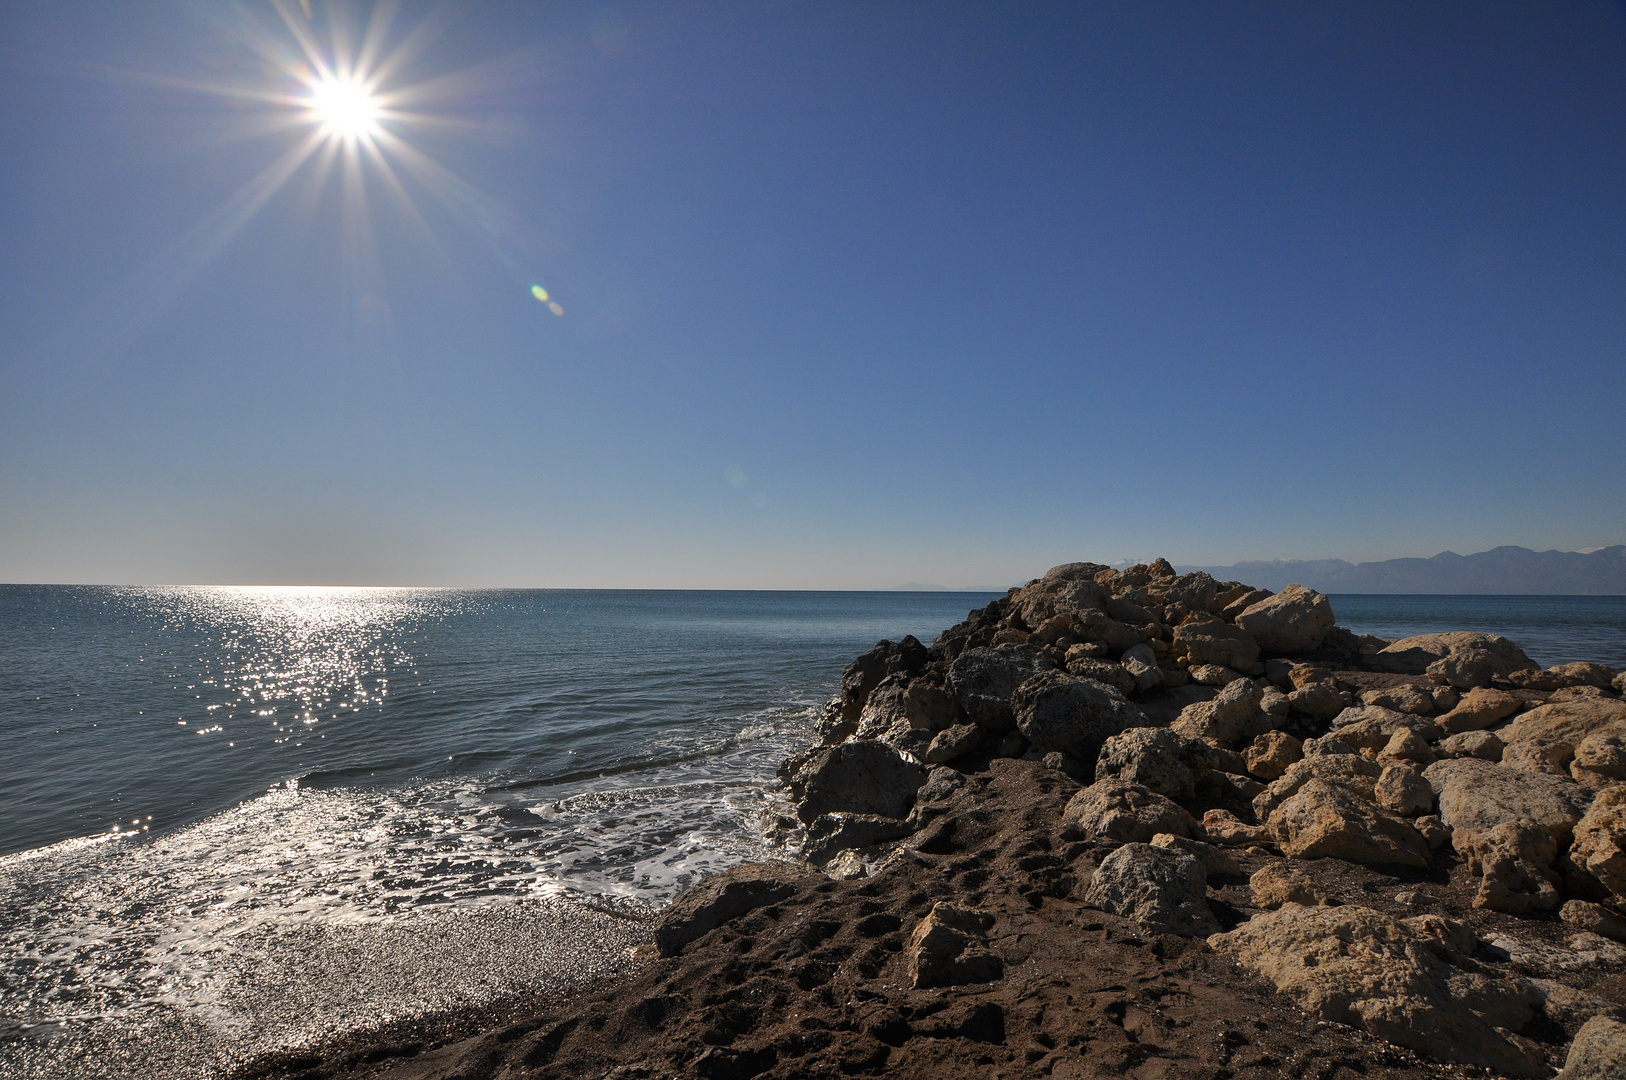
307 76 381 140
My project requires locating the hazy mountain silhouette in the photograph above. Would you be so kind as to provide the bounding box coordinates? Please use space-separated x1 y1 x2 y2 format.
1182 545 1626 594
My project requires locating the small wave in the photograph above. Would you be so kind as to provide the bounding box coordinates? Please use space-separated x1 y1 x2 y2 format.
0 710 812 1079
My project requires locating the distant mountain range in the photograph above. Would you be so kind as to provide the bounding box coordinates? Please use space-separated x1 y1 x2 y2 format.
1182 545 1626 595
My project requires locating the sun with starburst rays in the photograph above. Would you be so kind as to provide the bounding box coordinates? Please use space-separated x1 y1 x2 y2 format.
307 75 382 140
128 0 555 330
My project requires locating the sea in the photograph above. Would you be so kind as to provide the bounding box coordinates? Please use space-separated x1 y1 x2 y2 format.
2 586 1624 1078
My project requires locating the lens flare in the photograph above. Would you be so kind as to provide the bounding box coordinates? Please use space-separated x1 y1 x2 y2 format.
530 285 549 302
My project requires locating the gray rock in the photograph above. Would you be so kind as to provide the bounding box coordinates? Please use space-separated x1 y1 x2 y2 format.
838 636 929 721
1173 618 1261 672
1013 670 1148 762
1094 726 1212 801
1118 642 1164 691
1062 779 1199 843
1439 729 1505 761
655 863 806 955
1361 684 1438 716
1172 677 1273 746
1287 680 1347 721
916 765 965 802
1234 584 1336 654
1007 565 1112 629
1083 843 1219 936
945 644 1057 731
1560 1015 1626 1080
1329 705 1443 754
1063 657 1136 696
796 740 926 824
923 722 982 764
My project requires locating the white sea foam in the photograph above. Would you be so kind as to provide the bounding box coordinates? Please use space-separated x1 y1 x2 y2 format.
0 713 809 1079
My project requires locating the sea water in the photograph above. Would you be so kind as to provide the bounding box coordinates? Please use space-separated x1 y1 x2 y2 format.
1 586 1623 1077
0 587 998 1078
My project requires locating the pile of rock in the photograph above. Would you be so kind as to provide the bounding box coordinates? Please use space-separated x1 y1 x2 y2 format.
771 558 1626 1076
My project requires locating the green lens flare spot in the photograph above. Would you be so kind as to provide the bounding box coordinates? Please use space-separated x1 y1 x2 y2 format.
530 285 549 302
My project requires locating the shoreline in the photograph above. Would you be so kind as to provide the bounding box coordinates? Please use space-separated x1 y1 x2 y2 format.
229 561 1626 1077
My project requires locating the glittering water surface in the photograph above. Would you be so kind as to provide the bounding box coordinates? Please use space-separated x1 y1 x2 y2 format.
0 587 997 1078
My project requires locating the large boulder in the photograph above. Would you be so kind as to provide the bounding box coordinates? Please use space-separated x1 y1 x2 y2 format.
1503 737 1578 777
1234 584 1336 654
1007 564 1112 628
1172 677 1273 746
852 672 921 739
1439 729 1505 761
909 903 1002 988
1094 726 1212 801
1268 777 1432 867
1361 683 1438 716
1173 618 1260 672
795 740 926 824
1287 679 1347 721
1514 662 1621 692
1083 843 1218 936
945 645 1057 731
1012 670 1148 762
1253 750 1383 819
1573 735 1626 790
1437 686 1524 734
1098 559 1221 616
1572 786 1626 900
1062 779 1199 843
1208 903 1549 1076
1329 705 1442 755
655 863 807 956
1117 642 1164 691
1425 758 1596 912
1372 632 1538 689
1376 764 1436 817
1504 697 1626 748
838 636 929 721
1071 610 1149 654
1559 1015 1626 1080
1062 656 1136 696
923 723 982 764
1244 730 1304 781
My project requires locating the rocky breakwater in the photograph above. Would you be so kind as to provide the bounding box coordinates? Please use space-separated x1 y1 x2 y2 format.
254 560 1626 1080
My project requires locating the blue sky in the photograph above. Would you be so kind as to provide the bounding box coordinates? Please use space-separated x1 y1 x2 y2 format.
2 2 1623 588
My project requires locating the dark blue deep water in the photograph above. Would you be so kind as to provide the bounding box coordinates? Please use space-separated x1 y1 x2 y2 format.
0 585 1622 1078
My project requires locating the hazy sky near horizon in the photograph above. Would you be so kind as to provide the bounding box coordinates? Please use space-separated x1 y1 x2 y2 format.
2 2 1624 588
